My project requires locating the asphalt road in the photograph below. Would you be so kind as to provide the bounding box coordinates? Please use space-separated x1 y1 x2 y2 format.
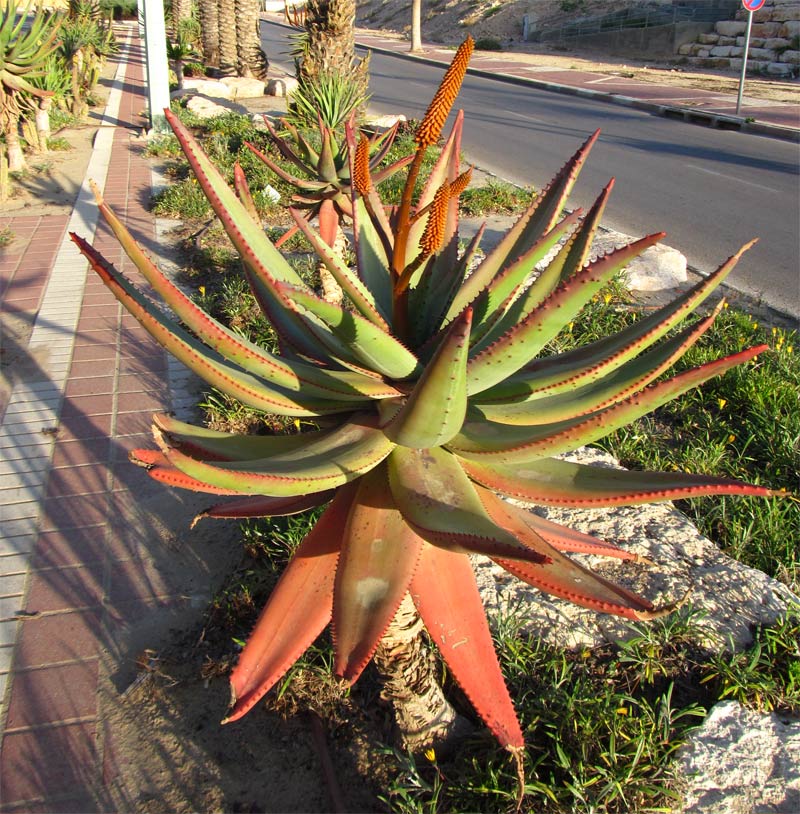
260 22 800 320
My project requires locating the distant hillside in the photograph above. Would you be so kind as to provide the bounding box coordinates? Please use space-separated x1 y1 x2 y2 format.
355 1 635 47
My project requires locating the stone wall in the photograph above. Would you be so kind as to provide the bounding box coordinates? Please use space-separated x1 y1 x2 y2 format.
677 0 799 77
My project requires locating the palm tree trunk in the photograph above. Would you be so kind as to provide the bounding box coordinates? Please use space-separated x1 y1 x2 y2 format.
235 0 268 78
217 0 237 75
372 594 472 753
199 0 220 67
301 0 367 97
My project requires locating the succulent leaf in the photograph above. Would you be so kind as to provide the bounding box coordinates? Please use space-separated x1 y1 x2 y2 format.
383 308 472 449
333 465 423 682
225 486 353 723
410 542 524 749
156 414 396 497
460 455 776 507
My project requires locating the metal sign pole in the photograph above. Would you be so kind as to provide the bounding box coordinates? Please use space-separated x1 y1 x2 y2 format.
736 8 754 115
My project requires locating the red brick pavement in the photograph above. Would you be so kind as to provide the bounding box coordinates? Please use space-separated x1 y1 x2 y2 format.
0 31 180 813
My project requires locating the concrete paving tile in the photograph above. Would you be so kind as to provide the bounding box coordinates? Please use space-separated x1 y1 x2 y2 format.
32 526 108 569
0 554 31 575
0 574 27 597
0 643 15 673
24 565 104 613
0 620 19 647
0 721 98 804
14 610 102 667
0 595 26 621
1 503 40 522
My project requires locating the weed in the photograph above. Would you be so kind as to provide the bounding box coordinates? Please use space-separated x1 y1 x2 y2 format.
46 136 72 151
459 179 536 216
0 227 14 247
474 37 503 51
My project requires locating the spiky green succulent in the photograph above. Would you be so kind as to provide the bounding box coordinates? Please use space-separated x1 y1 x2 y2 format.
72 38 779 752
245 113 412 247
0 0 63 103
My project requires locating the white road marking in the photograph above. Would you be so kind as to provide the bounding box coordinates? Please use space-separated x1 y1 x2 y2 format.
685 164 781 194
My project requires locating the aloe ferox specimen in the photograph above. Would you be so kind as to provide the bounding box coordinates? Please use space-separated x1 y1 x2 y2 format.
72 37 780 757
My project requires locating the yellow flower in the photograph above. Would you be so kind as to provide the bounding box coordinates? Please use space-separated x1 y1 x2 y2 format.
728 434 736 443
424 748 437 762
199 285 206 296
718 398 727 410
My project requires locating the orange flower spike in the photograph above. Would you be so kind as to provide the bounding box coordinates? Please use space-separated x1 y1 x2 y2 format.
448 167 473 200
353 134 372 195
415 36 474 148
420 183 451 255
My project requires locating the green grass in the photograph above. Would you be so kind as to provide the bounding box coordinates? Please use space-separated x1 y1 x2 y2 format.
459 179 536 216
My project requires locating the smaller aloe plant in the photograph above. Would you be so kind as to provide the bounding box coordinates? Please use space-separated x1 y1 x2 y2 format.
245 114 413 304
72 37 783 788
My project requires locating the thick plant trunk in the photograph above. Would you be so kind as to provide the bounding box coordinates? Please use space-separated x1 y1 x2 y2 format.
235 0 268 78
411 0 422 52
3 108 26 171
217 0 237 75
372 594 472 753
199 0 220 67
36 98 52 151
173 58 185 89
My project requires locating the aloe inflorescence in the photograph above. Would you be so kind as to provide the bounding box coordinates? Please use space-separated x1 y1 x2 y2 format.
72 37 780 758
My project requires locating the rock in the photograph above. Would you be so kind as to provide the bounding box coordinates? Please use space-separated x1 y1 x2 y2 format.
764 36 793 49
676 701 800 814
698 48 711 58
716 21 747 37
267 76 299 97
473 447 797 652
748 46 779 59
767 61 796 75
778 6 800 21
364 113 407 129
736 36 766 47
179 78 232 99
752 22 783 37
710 45 735 57
185 95 247 119
588 232 687 292
779 48 800 63
717 36 738 46
220 76 266 99
780 20 800 36
698 33 719 44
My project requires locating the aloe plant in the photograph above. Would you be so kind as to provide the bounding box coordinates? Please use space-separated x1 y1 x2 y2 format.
0 0 63 169
72 37 781 768
247 114 412 303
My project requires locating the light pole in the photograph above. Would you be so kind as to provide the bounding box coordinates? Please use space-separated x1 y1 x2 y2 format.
141 0 171 133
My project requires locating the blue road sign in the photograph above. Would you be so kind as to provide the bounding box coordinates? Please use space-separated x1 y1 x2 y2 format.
742 0 766 11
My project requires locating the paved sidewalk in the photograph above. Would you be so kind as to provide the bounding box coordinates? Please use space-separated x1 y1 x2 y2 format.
0 26 182 812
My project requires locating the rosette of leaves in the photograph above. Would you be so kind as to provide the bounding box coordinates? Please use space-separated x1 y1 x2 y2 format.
72 38 780 757
246 114 413 250
0 0 63 169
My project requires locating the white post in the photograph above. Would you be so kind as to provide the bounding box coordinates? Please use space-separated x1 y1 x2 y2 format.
137 0 144 38
141 0 171 133
736 10 754 116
